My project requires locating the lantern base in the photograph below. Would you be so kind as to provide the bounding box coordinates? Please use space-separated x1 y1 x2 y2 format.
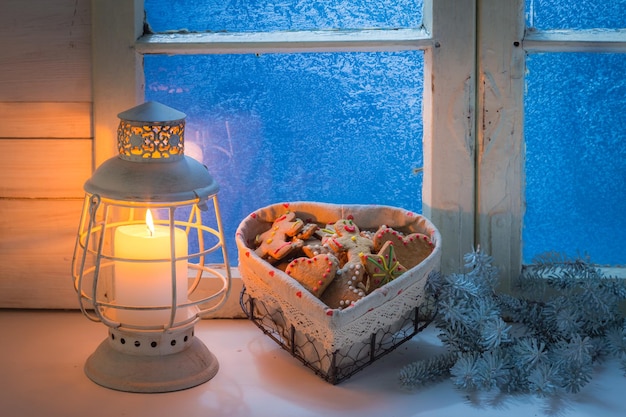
84 335 218 393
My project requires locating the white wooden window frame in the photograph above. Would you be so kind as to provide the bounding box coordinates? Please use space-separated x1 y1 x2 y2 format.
90 0 626 294
477 2 626 284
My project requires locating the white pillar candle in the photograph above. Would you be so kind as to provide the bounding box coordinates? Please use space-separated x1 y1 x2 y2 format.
113 210 188 326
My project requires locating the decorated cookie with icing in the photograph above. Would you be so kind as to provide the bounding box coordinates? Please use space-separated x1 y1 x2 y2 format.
254 211 305 262
319 262 367 309
327 218 375 279
361 240 407 292
302 226 342 258
250 213 433 311
285 253 339 298
373 225 434 269
302 241 335 258
295 222 319 240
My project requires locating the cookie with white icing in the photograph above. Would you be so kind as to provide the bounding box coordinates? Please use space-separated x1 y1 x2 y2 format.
319 263 367 309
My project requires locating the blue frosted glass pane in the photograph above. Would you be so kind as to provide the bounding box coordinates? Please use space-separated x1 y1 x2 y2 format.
525 0 626 30
523 53 626 265
145 52 424 264
145 0 423 32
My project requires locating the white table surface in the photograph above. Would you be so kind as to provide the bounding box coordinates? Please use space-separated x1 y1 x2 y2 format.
1 310 624 417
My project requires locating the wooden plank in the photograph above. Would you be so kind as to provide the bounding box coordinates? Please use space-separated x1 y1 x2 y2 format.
0 199 84 309
476 0 525 288
0 138 91 199
0 102 92 139
421 0 477 275
0 0 91 102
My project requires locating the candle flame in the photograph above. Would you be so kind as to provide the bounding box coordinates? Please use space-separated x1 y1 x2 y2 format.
146 209 155 237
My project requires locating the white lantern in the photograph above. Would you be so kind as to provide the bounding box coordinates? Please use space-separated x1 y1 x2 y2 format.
72 102 231 392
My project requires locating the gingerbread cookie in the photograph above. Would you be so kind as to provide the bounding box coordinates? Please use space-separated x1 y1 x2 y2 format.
285 254 339 298
295 222 318 240
255 211 304 262
319 263 367 309
302 226 341 257
373 225 434 269
302 240 335 258
361 240 407 292
327 218 375 281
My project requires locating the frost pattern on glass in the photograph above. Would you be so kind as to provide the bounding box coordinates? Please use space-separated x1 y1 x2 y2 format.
145 52 424 264
145 0 423 32
523 53 626 265
525 0 626 30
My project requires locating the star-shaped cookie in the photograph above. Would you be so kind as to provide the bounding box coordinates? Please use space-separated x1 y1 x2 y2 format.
361 240 406 292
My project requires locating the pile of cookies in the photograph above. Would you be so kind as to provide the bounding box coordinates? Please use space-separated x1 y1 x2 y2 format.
253 211 434 310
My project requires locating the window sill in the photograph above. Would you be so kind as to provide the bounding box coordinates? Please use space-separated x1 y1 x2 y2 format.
1 309 624 417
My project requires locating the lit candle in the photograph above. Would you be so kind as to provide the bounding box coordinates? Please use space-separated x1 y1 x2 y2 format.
113 210 188 326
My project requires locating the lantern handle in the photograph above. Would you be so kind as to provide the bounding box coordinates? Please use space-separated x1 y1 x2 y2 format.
76 194 104 322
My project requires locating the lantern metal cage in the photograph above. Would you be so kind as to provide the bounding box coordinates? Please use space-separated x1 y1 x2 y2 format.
73 195 231 330
71 101 231 393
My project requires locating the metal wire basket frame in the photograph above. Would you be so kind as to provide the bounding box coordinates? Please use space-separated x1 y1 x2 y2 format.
240 286 434 384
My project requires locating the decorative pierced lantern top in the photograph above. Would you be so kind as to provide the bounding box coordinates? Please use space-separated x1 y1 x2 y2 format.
117 101 187 161
84 101 219 203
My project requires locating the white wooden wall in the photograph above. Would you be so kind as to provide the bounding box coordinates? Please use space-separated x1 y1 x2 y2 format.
0 0 92 308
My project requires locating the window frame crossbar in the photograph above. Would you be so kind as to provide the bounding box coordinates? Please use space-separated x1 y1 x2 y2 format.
136 28 434 54
524 28 626 53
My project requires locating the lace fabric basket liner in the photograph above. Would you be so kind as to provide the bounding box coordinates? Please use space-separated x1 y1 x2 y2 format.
235 202 442 352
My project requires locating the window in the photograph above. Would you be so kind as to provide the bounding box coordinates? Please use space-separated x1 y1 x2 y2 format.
523 0 626 267
93 0 478 279
142 1 426 265
524 53 626 265
144 1 423 32
91 0 626 286
144 51 426 265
